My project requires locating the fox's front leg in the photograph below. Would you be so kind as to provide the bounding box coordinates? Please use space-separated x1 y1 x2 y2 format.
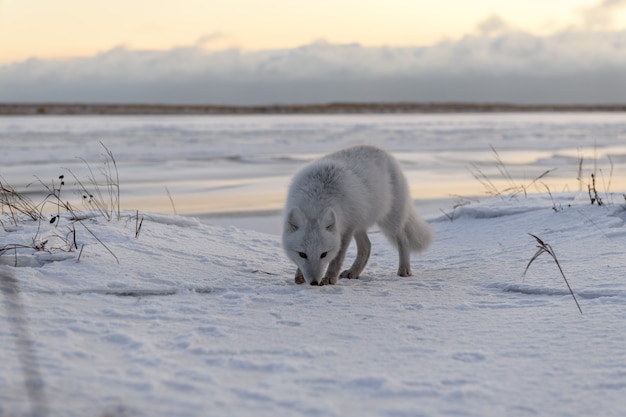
294 268 305 284
320 231 353 285
340 230 371 279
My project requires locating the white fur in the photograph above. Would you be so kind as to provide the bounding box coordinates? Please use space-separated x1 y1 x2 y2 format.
282 145 433 285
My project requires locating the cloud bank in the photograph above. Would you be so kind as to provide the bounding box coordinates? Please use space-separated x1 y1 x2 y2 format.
2 29 626 104
578 0 626 30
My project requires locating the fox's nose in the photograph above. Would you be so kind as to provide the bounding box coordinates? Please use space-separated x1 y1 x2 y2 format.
310 280 319 286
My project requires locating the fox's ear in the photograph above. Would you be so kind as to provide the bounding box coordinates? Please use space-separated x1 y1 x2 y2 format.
321 208 336 231
287 207 304 232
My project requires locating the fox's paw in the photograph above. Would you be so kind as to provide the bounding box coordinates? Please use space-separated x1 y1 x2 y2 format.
340 270 359 279
397 267 413 277
294 270 305 284
320 276 338 285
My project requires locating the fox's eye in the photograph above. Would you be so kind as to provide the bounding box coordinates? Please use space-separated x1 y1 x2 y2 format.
298 252 308 259
320 252 328 259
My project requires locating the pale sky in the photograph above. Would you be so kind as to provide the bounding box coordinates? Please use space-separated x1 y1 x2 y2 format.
2 0 626 64
2 0 626 104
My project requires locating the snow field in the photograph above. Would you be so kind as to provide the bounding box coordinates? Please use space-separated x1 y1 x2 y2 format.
2 192 626 417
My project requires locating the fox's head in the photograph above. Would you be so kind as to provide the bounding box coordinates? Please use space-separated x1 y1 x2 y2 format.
282 207 341 285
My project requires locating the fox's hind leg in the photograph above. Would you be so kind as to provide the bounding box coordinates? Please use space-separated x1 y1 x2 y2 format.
294 268 305 284
340 230 371 279
396 232 413 277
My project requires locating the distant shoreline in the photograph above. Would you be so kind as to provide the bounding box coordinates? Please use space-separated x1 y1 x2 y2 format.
2 102 626 115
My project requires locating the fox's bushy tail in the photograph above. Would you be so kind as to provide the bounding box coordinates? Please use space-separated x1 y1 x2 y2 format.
403 206 433 252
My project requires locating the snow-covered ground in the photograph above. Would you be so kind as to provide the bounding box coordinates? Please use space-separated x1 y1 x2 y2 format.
2 192 625 417
1 114 626 416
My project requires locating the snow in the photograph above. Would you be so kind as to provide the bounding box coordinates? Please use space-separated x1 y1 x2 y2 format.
1 113 625 218
3 193 626 417
1 114 626 416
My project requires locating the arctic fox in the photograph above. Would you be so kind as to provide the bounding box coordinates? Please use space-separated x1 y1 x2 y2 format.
282 145 433 286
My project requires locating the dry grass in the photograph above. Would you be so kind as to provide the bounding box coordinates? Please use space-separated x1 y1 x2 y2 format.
439 198 476 222
165 187 177 215
68 142 121 221
0 146 129 415
1 144 124 264
135 210 144 239
1 144 160 416
578 145 615 206
0 180 44 225
469 145 556 198
588 173 603 206
524 234 583 315
468 144 620 211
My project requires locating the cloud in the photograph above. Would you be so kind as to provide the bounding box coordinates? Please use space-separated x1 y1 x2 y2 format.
194 32 230 48
475 14 512 37
1 29 626 104
578 0 626 30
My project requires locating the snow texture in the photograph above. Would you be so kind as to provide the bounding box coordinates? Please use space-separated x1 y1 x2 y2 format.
1 113 625 416
2 193 626 417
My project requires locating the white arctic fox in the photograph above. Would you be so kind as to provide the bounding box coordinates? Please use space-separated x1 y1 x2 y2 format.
282 145 433 286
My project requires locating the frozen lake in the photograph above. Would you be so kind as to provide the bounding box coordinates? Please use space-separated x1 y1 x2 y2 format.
1 113 625 231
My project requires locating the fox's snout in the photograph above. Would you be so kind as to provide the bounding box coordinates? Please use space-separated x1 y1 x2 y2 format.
305 274 324 286
295 251 332 286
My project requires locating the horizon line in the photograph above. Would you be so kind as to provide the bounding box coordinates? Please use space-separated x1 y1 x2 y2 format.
2 102 626 116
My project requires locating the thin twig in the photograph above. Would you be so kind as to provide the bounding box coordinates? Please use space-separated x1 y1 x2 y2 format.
540 182 561 212
29 178 119 262
165 187 177 215
100 142 120 220
489 145 513 185
469 146 556 198
588 173 603 206
72 209 119 264
524 234 583 314
135 210 144 239
76 244 85 263
252 269 279 276
0 180 43 223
